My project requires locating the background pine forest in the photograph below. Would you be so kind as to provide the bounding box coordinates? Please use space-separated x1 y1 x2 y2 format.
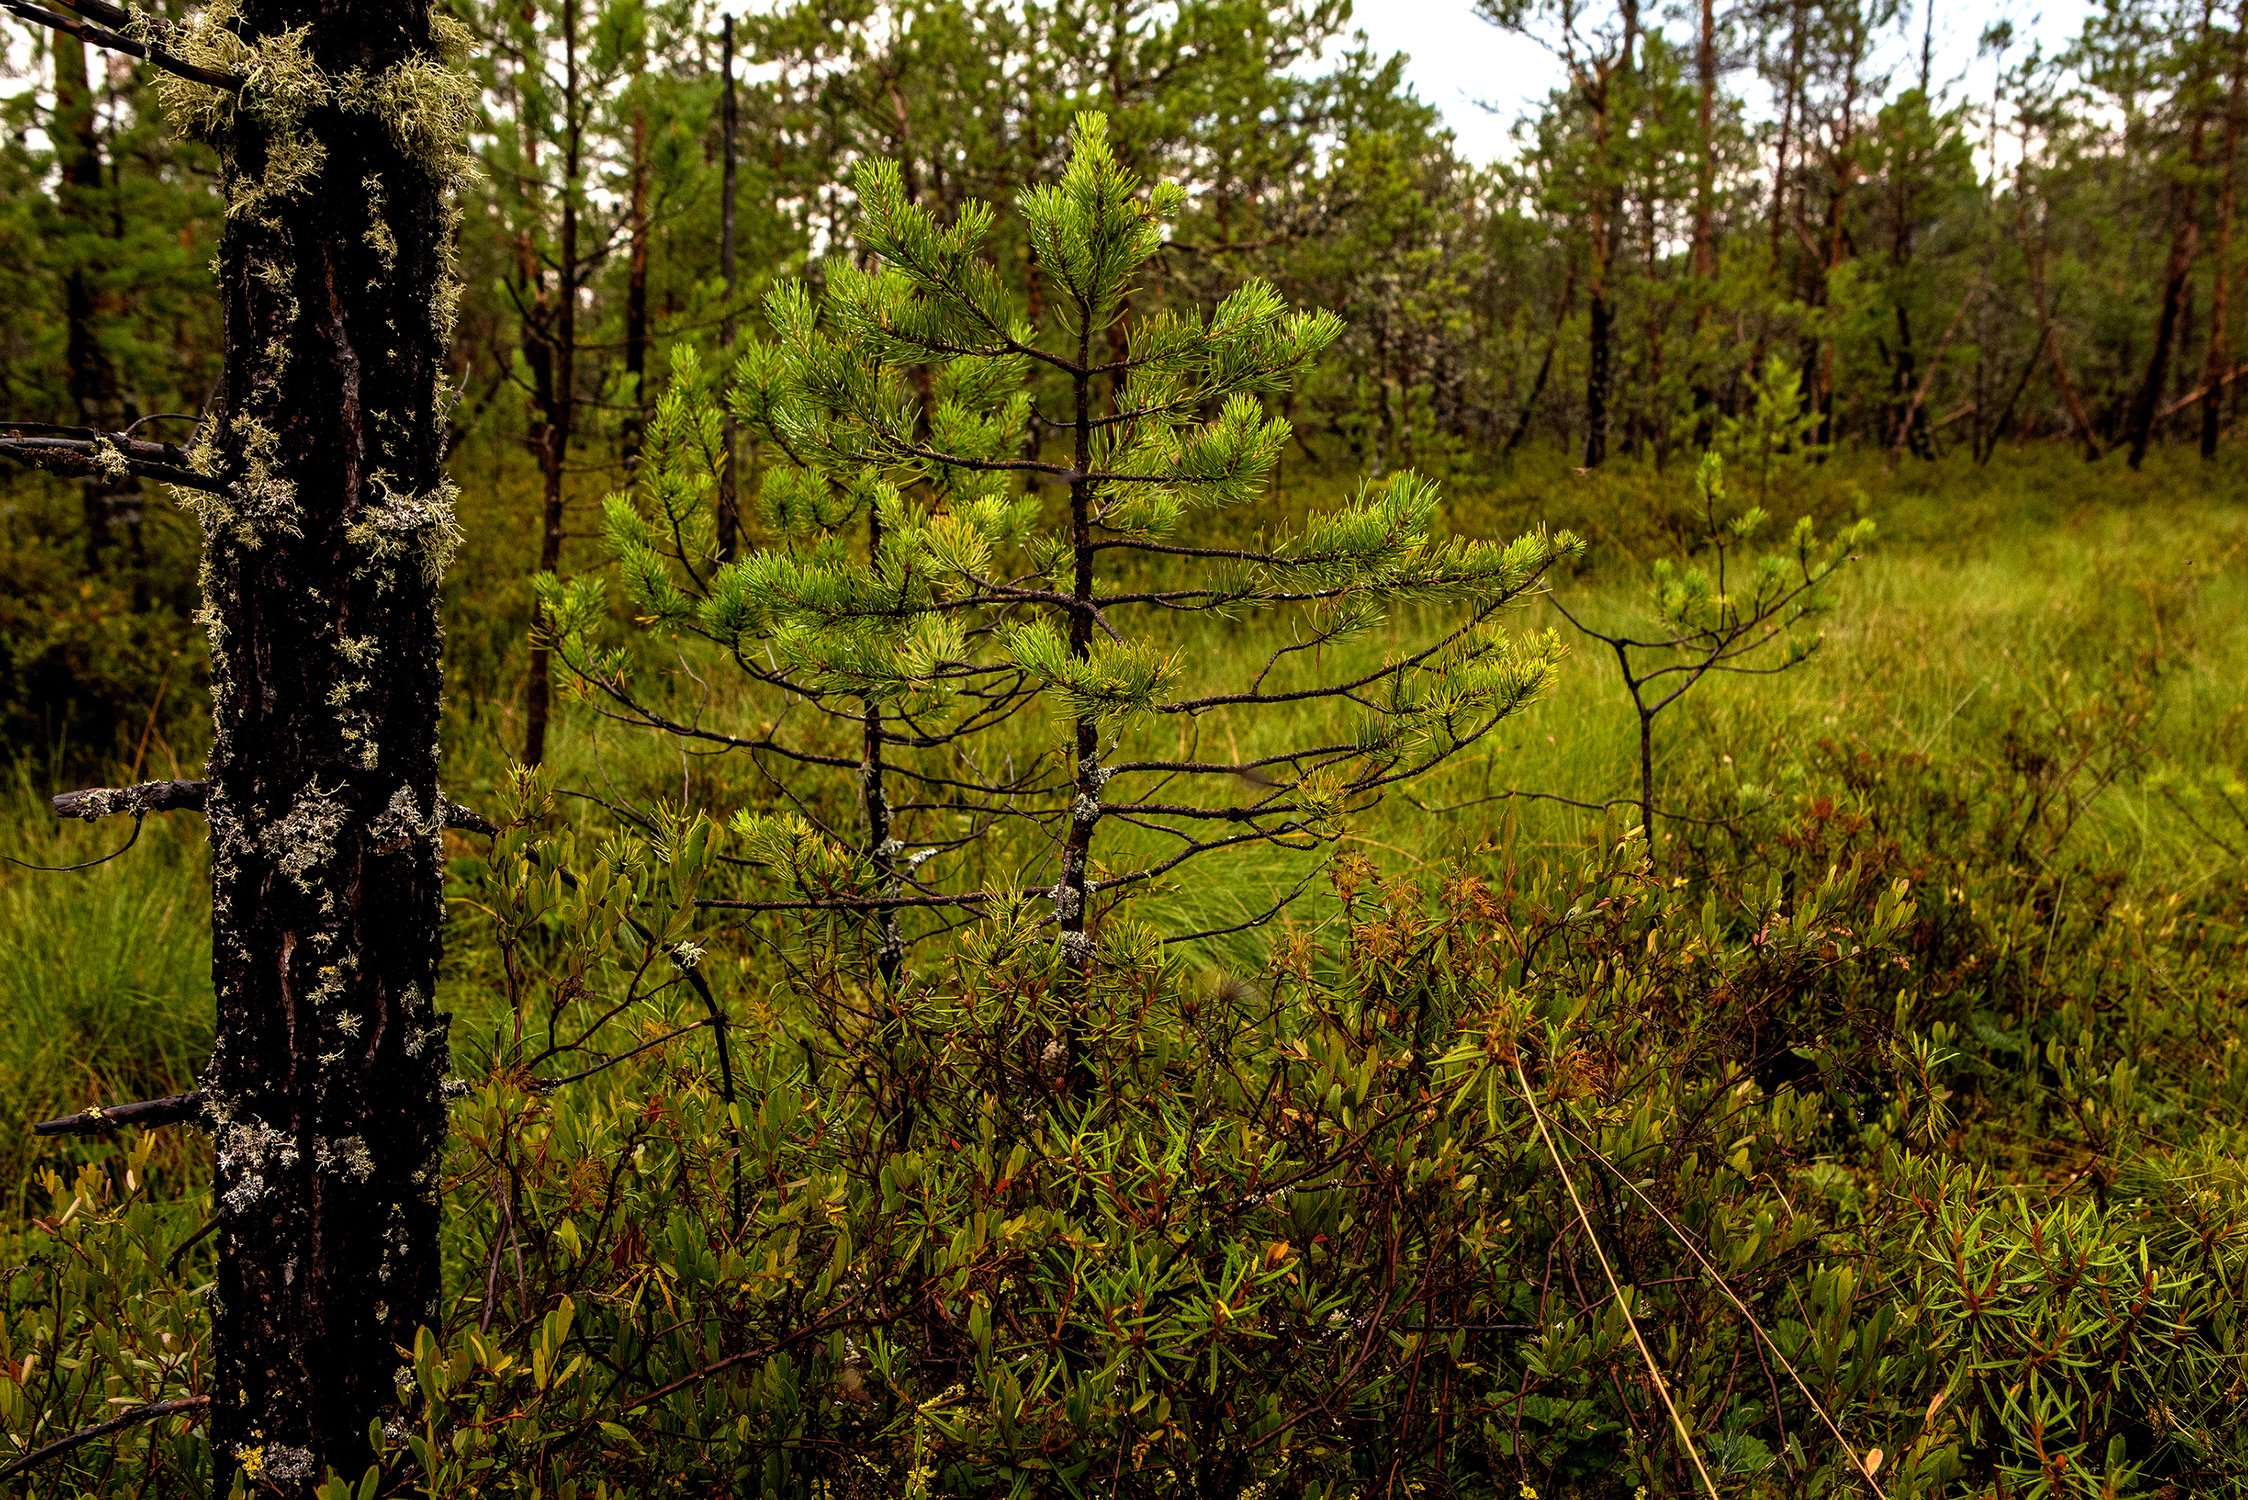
5 0 2248 1496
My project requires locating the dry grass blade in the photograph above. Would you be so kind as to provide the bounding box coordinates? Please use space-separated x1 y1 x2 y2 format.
1513 1057 1723 1500
1539 1108 1893 1499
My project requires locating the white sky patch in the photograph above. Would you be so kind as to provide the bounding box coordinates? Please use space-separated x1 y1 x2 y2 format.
1340 0 2100 165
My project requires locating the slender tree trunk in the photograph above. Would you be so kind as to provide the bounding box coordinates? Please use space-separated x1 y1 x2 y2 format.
1767 0 1808 282
194 0 463 1485
1507 262 1578 455
863 501 900 987
1814 29 1863 447
1685 0 1719 435
55 35 129 569
1056 336 1099 1027
620 105 651 467
1584 75 1616 468
1585 6 1636 469
2016 161 2102 459
525 0 582 768
716 16 741 558
2129 0 2216 468
1692 0 1717 283
2203 1 2247 457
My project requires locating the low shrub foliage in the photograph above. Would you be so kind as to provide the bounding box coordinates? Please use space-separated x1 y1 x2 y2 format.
8 703 2248 1497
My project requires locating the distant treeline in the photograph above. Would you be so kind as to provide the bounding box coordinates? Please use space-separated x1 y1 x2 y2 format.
4 0 2244 495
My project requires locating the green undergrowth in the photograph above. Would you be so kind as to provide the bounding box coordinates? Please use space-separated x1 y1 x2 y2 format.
3 450 2247 1496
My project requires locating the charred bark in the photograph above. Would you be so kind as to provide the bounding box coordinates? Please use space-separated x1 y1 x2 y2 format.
181 0 465 1484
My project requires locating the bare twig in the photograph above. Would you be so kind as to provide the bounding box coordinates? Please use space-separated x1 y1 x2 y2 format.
165 1215 219 1276
6 814 144 871
0 1395 209 1484
535 1020 707 1091
1539 1111 1892 1498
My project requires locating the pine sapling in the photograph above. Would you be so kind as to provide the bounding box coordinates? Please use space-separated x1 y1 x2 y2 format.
548 112 1579 997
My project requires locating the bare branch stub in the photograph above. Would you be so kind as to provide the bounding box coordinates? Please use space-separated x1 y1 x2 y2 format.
53 779 211 821
0 1396 210 1486
34 1090 205 1138
0 422 226 493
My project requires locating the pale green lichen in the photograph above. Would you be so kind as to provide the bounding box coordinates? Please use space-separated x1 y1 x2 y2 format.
178 412 301 547
370 783 440 847
264 1445 316 1484
142 0 479 359
216 1116 299 1213
263 779 347 899
349 473 462 585
315 1134 376 1182
362 173 397 274
90 436 130 484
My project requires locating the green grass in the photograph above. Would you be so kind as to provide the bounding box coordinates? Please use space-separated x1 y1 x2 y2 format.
0 764 212 1207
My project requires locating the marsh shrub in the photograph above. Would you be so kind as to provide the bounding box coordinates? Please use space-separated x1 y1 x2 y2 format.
10 736 2248 1497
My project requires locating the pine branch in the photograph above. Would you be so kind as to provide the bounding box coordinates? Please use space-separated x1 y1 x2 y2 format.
0 423 225 493
33 1091 204 1137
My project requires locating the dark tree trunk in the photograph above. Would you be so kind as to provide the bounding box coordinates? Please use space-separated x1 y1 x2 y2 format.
2202 0 2247 458
1692 0 1716 282
1584 280 1613 467
1507 262 1577 456
191 0 462 1488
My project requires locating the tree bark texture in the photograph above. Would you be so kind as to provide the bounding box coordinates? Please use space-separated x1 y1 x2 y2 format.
178 0 468 1485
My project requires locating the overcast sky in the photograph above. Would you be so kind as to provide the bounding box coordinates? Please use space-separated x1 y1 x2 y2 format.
1343 0 2100 163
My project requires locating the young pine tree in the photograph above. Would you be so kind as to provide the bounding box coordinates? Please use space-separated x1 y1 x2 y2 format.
545 113 1577 991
